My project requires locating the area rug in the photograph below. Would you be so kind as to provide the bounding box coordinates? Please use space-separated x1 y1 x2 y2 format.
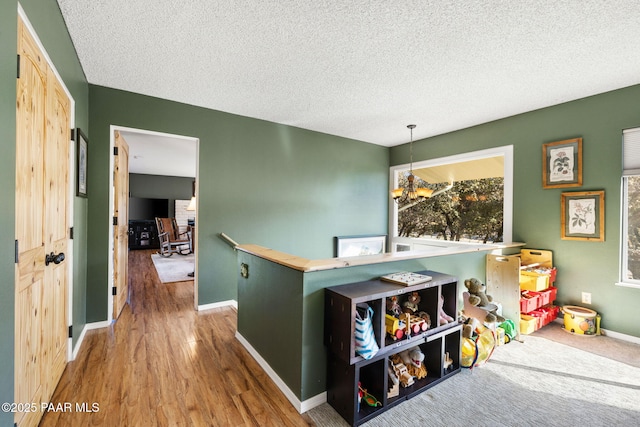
307 332 640 426
151 253 194 283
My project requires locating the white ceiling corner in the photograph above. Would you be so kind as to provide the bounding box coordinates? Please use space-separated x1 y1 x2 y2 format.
58 0 640 149
120 131 197 178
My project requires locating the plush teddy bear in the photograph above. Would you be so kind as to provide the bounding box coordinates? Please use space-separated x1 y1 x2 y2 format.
462 316 479 339
402 292 420 314
464 278 504 324
464 278 493 307
397 346 428 380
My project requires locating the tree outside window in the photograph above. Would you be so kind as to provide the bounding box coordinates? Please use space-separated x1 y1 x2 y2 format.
396 175 504 244
624 176 640 280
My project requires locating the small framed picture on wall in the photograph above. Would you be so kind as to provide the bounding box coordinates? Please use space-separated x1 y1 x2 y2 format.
561 190 604 241
76 128 88 197
542 137 582 189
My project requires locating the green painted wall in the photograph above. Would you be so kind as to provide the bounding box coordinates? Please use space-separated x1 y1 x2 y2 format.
390 85 640 338
237 253 305 396
88 85 389 319
0 0 90 419
0 2 17 421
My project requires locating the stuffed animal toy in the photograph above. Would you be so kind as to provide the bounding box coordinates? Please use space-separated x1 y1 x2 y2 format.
399 346 427 379
417 311 431 330
463 278 504 324
464 278 493 307
386 296 402 317
402 292 420 314
438 295 455 325
462 316 479 339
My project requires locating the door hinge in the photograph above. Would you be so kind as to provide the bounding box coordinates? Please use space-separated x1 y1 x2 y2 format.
112 286 117 296
15 240 18 263
17 54 20 79
68 325 73 338
113 216 118 226
113 146 119 155
71 128 75 141
69 227 74 239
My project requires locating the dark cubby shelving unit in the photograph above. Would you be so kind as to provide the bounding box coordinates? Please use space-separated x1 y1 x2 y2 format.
324 270 461 426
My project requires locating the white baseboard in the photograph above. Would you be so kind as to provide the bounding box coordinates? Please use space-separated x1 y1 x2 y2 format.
600 328 640 345
300 391 327 413
235 332 326 414
198 299 237 311
71 320 110 360
552 317 640 344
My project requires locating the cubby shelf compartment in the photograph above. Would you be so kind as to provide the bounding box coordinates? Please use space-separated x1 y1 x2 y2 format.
325 271 458 364
324 270 461 426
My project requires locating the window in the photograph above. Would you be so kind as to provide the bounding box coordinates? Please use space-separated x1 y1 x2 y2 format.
389 146 513 252
620 127 640 288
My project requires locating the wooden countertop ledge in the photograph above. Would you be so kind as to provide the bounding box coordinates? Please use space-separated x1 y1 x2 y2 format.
237 242 525 273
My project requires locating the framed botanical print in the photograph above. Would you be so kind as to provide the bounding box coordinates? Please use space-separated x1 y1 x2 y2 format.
561 191 604 241
543 138 582 189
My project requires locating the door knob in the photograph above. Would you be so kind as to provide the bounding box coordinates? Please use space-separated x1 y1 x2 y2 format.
45 252 65 266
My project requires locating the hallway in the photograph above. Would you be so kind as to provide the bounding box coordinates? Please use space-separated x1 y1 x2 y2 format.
40 249 313 426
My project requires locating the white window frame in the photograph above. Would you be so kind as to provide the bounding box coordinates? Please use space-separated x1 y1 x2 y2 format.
388 145 513 252
618 127 640 289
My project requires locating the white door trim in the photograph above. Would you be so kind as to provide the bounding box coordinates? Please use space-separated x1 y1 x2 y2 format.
107 126 199 322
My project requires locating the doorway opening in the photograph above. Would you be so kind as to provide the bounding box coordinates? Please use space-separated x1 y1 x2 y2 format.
108 126 199 322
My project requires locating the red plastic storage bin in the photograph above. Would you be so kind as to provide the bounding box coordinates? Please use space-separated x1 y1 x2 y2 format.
536 305 559 327
538 287 557 306
520 291 540 313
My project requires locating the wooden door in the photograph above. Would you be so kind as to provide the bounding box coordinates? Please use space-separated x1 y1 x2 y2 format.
15 17 70 427
113 131 130 319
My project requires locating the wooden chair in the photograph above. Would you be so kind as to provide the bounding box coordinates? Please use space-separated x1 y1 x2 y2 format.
155 217 192 257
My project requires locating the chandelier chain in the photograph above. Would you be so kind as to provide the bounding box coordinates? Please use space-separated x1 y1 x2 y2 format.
391 124 434 204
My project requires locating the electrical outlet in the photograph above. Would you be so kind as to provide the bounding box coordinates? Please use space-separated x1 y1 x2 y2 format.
240 263 249 279
581 292 592 304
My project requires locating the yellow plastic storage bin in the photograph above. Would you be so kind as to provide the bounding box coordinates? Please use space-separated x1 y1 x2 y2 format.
519 314 537 335
519 249 556 292
519 272 549 291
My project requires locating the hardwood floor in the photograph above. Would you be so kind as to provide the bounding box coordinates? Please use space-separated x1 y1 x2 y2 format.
40 249 315 427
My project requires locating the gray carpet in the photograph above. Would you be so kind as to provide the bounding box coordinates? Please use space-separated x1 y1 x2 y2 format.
533 321 640 369
308 325 640 426
151 253 194 283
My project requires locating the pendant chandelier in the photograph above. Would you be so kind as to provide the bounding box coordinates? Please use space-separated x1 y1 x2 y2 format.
392 124 433 204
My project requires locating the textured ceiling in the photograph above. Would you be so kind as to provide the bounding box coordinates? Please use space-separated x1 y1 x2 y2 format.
57 0 640 147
